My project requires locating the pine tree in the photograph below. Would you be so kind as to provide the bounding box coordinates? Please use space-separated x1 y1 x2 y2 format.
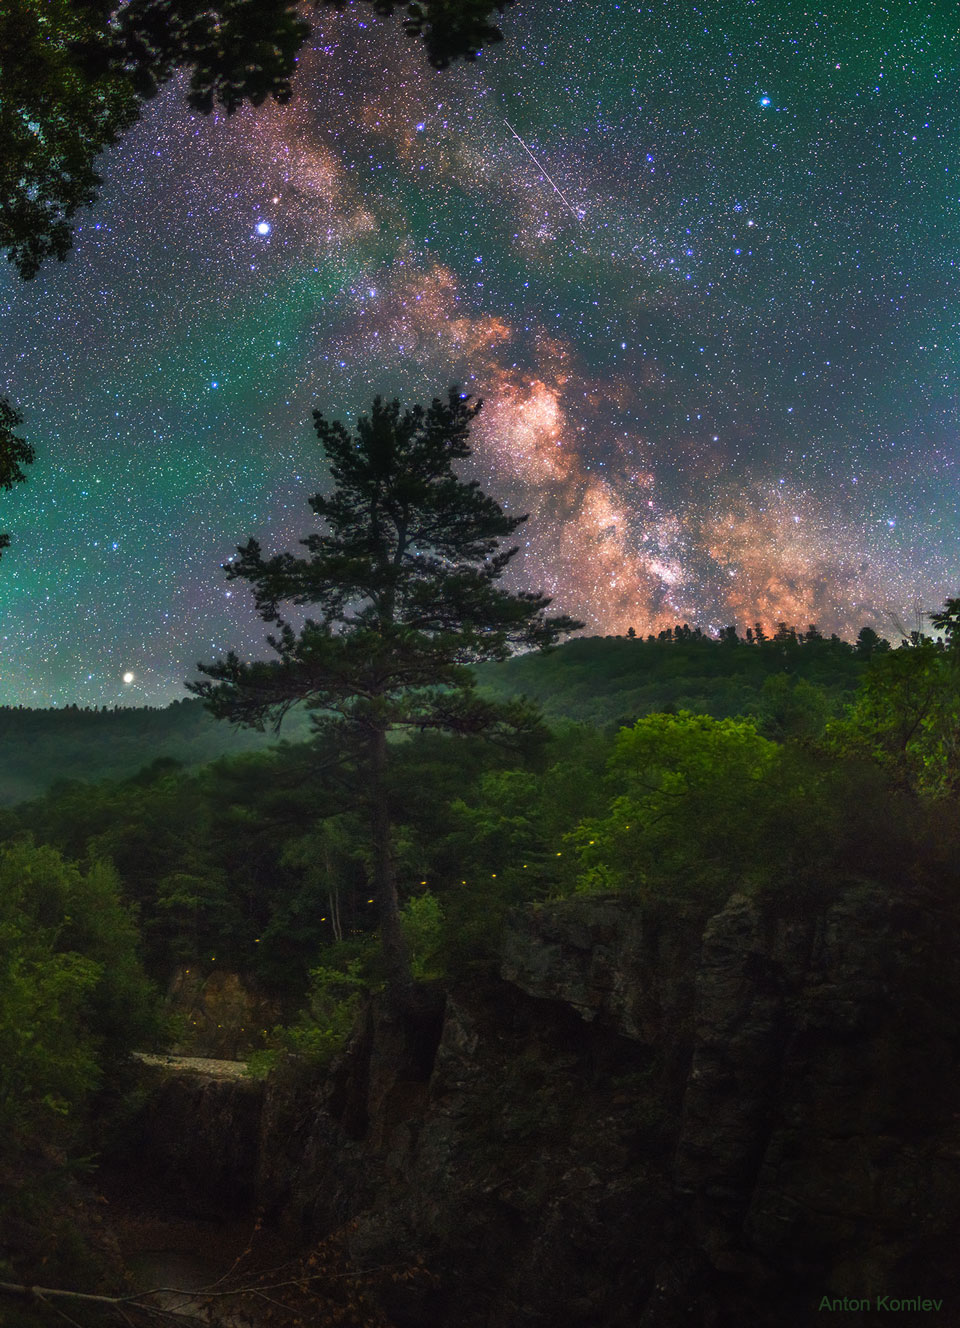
190 388 581 1007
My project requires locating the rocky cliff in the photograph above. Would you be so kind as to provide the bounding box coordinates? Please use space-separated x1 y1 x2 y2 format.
165 966 281 1058
127 881 960 1327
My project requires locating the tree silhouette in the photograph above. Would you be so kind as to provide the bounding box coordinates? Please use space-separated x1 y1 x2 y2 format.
1 0 515 278
0 397 34 558
189 388 580 1007
0 2 140 279
929 597 960 655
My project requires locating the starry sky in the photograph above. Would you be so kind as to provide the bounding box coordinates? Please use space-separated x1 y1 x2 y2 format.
1 0 958 706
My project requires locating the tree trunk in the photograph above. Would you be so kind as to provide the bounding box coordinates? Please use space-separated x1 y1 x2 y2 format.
368 725 414 1010
323 836 343 941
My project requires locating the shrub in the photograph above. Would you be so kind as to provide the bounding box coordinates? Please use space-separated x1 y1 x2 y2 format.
0 839 158 1155
569 712 783 906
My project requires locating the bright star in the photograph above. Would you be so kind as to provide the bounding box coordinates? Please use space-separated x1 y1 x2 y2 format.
122 671 135 684
760 96 771 106
256 221 271 236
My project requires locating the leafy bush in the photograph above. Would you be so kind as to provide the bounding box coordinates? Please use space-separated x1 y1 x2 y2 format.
570 712 784 906
247 893 448 1077
826 639 960 799
0 839 158 1156
247 952 372 1075
401 891 444 980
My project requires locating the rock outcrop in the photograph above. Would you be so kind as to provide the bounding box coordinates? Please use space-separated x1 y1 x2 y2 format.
166 967 280 1058
126 881 960 1326
124 1062 264 1214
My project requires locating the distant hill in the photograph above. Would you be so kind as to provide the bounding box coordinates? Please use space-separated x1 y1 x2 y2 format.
0 699 312 805
0 630 875 804
474 629 872 730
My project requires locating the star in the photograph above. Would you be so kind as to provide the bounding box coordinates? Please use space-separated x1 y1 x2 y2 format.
0 4 956 706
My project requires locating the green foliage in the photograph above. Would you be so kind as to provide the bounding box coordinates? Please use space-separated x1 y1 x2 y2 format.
571 712 783 906
1 739 345 989
0 840 157 1157
0 698 311 806
277 815 376 954
475 626 867 731
373 0 515 68
257 953 372 1072
59 856 161 1071
6 609 960 1303
5 610 956 1017
0 839 160 1296
243 1047 280 1080
281 1008 360 1065
0 939 101 1145
447 770 545 894
827 627 960 799
401 891 444 980
2 715 611 989
565 694 939 916
250 892 447 1076
0 628 872 808
855 625 890 660
413 724 611 971
754 672 830 740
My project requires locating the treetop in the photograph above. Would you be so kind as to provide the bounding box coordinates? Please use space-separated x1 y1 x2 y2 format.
191 386 582 733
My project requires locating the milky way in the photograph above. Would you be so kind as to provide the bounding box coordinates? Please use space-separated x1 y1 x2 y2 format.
1 1 958 705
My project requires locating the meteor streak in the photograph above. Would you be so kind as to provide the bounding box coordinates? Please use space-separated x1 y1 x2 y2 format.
504 120 582 223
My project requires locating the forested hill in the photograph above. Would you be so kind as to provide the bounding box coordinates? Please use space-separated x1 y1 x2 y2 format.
0 627 881 804
474 624 881 729
0 699 313 805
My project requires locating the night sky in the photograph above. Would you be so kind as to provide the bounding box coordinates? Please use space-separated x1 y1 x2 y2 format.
1 0 958 707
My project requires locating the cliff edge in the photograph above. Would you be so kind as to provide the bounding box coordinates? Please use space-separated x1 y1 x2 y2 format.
129 881 960 1327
